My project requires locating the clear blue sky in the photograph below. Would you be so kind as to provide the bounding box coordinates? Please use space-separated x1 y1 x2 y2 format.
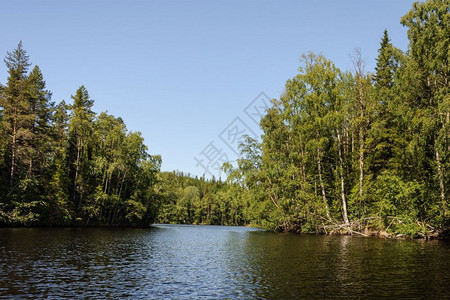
0 0 416 178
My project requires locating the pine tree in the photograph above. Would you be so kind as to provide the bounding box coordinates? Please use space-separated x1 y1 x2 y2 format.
26 65 54 179
0 42 52 225
1 41 32 188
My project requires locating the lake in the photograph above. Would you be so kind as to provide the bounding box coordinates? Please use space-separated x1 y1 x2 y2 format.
1 225 449 299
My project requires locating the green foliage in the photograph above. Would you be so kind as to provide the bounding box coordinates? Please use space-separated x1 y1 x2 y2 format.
154 171 247 226
0 0 447 238
0 44 160 227
224 0 449 237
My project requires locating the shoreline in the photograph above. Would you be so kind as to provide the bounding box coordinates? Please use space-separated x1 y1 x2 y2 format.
1 223 448 240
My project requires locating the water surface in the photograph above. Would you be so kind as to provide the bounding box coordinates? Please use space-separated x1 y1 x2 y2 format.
1 225 449 299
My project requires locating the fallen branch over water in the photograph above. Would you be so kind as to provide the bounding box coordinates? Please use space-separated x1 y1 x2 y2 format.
315 216 449 240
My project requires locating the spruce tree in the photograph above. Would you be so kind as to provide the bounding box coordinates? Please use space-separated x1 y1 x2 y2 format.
366 30 399 178
374 30 395 89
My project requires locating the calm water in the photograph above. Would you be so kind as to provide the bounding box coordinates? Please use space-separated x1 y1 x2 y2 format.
1 225 449 299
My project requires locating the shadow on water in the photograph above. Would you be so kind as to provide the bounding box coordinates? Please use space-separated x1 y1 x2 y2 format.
1 226 449 299
237 232 450 299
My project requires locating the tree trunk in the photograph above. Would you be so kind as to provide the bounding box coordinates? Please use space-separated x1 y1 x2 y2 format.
301 146 307 184
28 102 36 178
337 131 350 224
351 131 355 153
359 126 364 197
74 137 82 208
103 169 108 194
10 115 17 187
344 118 349 157
353 48 366 199
317 147 331 221
435 148 446 213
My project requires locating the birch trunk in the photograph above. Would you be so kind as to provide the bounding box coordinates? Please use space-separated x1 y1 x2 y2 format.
337 131 350 224
359 126 364 197
10 114 17 187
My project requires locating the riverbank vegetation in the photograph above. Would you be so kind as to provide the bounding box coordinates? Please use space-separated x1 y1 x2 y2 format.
225 0 449 238
154 172 245 225
0 0 448 238
0 45 161 226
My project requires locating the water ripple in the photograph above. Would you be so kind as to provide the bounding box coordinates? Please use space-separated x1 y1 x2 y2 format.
0 226 449 299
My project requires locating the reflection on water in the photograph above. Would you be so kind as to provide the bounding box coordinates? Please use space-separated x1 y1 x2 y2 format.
0 225 449 299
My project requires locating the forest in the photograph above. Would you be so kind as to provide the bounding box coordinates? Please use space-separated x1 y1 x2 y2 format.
0 45 161 226
224 0 449 237
0 0 448 238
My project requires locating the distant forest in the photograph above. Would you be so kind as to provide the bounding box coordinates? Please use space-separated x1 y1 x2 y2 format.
0 0 448 238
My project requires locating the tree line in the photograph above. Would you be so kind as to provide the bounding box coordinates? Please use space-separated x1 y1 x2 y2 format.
0 42 242 228
225 0 449 237
155 171 246 226
0 43 160 226
1 0 448 238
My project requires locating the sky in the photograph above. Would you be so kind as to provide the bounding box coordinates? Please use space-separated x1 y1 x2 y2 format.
0 0 417 178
